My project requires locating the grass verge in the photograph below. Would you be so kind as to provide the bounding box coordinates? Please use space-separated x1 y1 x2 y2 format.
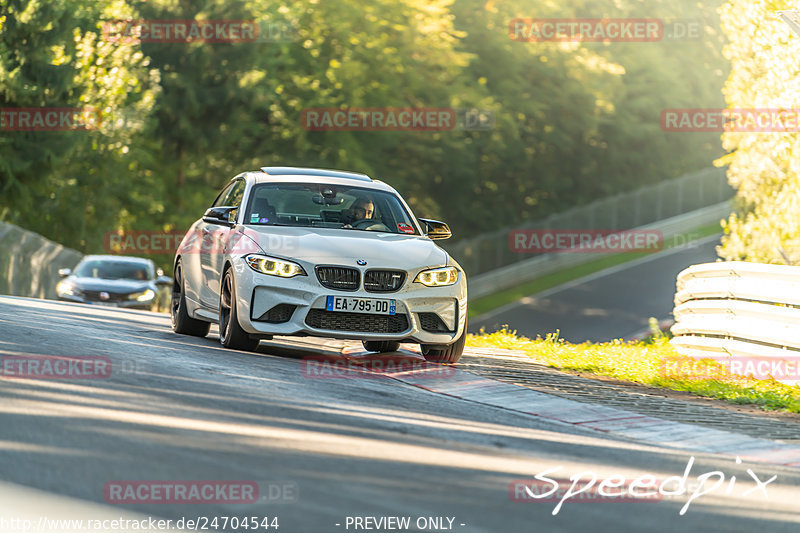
466 327 800 413
468 223 722 318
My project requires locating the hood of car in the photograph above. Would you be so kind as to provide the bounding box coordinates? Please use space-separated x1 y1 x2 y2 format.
238 226 448 268
69 277 154 293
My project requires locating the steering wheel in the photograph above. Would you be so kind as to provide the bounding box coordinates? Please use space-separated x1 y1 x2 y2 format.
351 219 389 231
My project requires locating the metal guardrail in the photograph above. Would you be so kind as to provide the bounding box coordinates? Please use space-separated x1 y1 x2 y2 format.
670 261 800 383
0 221 84 300
442 166 732 278
468 201 730 300
0 221 171 311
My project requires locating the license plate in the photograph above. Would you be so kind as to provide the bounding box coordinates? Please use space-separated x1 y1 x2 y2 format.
326 296 396 315
89 301 117 307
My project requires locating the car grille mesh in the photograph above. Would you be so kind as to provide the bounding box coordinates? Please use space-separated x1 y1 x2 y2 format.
364 270 406 293
305 310 409 333
316 267 360 291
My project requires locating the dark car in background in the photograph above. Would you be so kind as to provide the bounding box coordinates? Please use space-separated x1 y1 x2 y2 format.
56 255 171 310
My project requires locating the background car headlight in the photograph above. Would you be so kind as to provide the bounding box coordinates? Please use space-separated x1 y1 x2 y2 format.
56 281 82 297
414 266 459 287
245 254 306 278
128 289 155 302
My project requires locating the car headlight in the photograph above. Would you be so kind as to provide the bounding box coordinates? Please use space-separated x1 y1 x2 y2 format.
57 281 82 297
129 289 156 302
245 254 306 278
414 266 459 287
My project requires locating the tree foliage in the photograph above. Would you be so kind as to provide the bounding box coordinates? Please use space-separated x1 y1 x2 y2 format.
718 0 800 263
0 0 727 271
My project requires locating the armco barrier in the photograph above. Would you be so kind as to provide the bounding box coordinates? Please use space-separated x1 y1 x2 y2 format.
443 167 732 278
0 221 83 300
467 201 730 300
670 261 800 384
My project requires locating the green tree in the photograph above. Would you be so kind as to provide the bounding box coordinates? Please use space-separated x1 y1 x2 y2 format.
1 0 733 272
0 0 158 250
718 0 800 263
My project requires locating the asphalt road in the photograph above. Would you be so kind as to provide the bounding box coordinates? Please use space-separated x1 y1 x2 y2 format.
471 235 721 342
1 295 799 532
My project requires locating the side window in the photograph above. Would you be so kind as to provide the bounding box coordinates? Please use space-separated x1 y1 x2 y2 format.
226 180 246 209
212 182 236 208
222 180 247 223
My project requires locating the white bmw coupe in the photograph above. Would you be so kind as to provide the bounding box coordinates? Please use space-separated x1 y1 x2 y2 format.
171 167 467 363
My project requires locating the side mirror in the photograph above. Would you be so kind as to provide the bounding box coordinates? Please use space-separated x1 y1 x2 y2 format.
58 268 72 278
203 206 237 226
418 218 452 240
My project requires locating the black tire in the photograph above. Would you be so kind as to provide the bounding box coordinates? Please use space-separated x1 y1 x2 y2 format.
219 268 260 352
362 340 401 353
421 324 466 364
171 259 211 337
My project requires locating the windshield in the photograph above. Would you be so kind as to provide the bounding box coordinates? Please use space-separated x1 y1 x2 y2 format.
74 259 154 281
243 183 419 235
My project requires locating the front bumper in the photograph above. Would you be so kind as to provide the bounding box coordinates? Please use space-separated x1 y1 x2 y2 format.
57 295 154 310
231 258 467 344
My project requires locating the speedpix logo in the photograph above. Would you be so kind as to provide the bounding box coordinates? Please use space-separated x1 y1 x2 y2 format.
511 456 776 516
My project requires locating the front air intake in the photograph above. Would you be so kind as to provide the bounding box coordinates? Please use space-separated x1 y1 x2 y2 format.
418 312 454 333
305 310 409 333
256 304 296 323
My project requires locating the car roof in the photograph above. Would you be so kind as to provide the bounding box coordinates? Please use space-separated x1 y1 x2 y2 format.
245 167 397 193
80 255 154 265
261 166 372 182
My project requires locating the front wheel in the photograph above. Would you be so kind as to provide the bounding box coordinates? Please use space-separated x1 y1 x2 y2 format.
219 268 260 352
421 324 466 364
362 340 401 353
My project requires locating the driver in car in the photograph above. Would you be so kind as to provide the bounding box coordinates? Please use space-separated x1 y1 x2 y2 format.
343 196 375 227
